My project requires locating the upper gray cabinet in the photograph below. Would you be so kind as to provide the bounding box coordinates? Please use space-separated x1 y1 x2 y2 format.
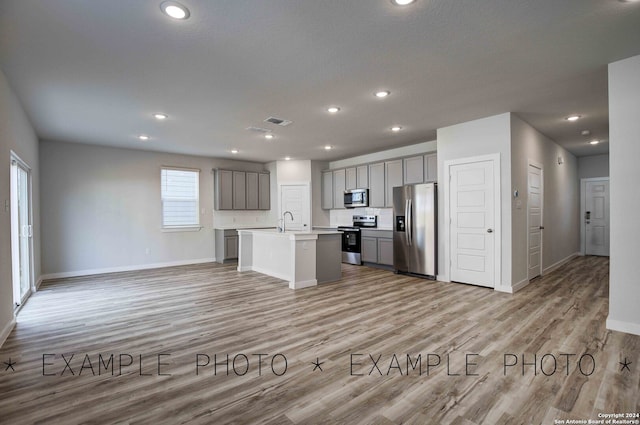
403 155 424 184
333 169 346 209
356 165 368 188
345 167 357 190
232 171 246 210
368 162 385 207
216 170 234 210
258 172 270 210
246 172 259 210
424 153 437 182
215 169 270 211
385 159 403 207
321 170 333 210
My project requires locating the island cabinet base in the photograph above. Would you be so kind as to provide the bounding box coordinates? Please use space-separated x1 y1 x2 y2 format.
237 229 341 289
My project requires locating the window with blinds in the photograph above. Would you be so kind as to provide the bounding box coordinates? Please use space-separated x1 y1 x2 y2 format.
161 167 200 228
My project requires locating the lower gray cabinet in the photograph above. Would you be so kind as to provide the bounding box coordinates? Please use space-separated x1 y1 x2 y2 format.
361 230 393 266
377 238 394 266
215 229 239 263
361 237 378 263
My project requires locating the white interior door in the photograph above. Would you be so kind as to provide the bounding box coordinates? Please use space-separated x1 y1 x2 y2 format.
450 159 495 288
527 163 543 280
11 155 33 307
585 179 610 256
279 184 310 231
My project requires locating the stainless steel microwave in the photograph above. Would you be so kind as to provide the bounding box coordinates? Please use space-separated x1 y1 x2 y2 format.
344 189 369 208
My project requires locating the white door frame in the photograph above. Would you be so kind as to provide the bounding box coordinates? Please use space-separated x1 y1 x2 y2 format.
10 151 35 308
527 160 544 280
278 182 311 231
580 177 610 255
443 153 501 287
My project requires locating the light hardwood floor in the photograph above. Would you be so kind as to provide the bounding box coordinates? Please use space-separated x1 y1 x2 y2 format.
0 256 638 424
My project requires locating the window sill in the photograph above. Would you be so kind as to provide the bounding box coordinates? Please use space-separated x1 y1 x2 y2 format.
161 226 203 233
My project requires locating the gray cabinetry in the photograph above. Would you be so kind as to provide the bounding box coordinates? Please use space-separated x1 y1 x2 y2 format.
215 229 239 263
258 172 270 210
333 169 346 209
246 172 259 210
361 230 393 266
232 171 246 209
216 170 234 210
424 153 437 182
216 169 270 211
368 162 385 207
377 238 394 266
361 237 378 263
356 165 368 188
404 155 424 184
385 159 403 207
322 170 333 210
345 167 357 190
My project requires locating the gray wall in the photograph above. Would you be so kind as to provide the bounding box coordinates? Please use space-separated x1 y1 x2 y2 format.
437 113 513 289
578 154 609 179
311 160 330 226
608 54 640 335
0 69 41 341
40 140 269 276
510 115 580 287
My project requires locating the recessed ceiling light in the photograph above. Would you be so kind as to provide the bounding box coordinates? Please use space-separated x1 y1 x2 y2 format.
324 145 333 150
285 156 291 161
391 126 403 132
581 129 590 136
160 1 190 19
590 140 600 145
327 106 341 114
231 149 239 154
138 135 150 141
375 90 391 98
565 115 581 121
153 113 168 120
391 0 417 5
265 134 274 140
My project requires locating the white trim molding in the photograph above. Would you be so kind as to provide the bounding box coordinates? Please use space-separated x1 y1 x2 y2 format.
443 153 501 288
607 317 640 337
40 258 216 281
543 252 581 275
0 316 17 348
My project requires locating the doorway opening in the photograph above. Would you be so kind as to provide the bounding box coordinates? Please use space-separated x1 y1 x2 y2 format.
580 177 610 256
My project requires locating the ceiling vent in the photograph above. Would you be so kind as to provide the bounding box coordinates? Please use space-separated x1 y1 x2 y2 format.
245 126 270 133
264 117 293 126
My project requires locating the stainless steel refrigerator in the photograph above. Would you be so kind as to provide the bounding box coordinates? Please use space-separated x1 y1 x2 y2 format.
393 183 437 278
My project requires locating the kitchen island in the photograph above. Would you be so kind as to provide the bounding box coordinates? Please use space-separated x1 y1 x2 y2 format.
236 229 342 289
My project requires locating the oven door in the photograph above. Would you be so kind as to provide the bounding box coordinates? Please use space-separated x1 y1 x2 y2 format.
341 230 362 265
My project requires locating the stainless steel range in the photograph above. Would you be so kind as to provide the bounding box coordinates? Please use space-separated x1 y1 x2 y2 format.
337 215 377 265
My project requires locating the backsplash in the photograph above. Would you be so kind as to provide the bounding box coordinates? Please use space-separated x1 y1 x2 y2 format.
330 208 393 229
213 210 275 229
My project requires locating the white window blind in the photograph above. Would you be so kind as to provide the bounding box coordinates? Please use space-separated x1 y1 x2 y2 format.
161 168 200 228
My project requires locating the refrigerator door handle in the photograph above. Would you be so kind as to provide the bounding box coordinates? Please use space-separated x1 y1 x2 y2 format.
405 199 410 246
407 198 413 246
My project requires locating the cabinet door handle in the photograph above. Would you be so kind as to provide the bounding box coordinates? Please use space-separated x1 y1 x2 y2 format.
487 228 493 233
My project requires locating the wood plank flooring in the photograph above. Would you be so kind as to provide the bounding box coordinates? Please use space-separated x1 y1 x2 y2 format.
0 256 638 424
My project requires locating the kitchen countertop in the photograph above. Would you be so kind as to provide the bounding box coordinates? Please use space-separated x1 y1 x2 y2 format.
213 225 276 230
237 228 341 236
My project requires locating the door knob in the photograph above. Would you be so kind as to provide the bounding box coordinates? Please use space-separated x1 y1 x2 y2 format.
487 228 493 233
539 226 544 230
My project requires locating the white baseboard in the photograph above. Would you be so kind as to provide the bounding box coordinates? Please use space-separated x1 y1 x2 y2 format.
290 279 317 290
606 317 640 336
543 251 581 275
250 266 290 282
0 316 17 348
40 258 216 281
35 276 43 290
237 265 253 272
495 278 530 294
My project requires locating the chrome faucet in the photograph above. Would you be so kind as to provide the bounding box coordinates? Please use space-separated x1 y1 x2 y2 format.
282 211 294 232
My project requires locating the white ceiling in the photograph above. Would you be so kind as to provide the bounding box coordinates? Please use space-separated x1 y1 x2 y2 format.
1 0 640 162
